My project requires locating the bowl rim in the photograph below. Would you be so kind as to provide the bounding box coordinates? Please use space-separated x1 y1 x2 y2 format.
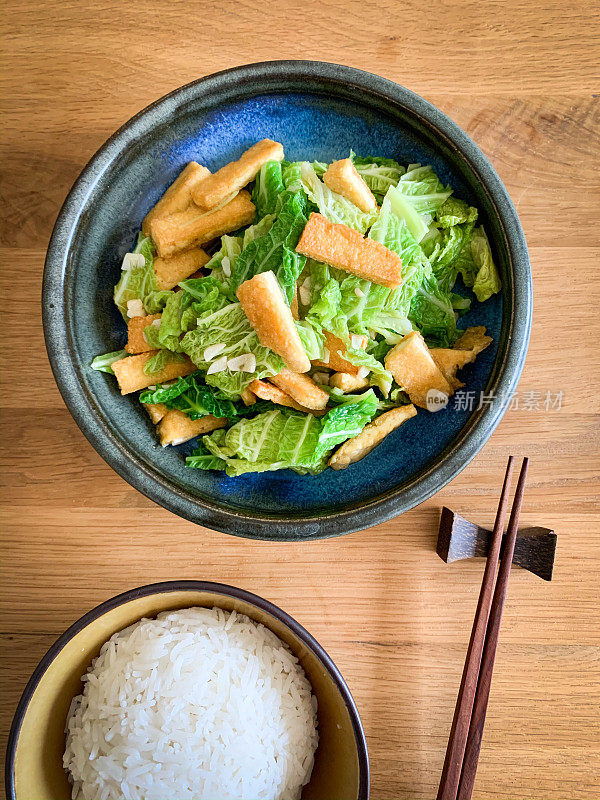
42 59 532 540
5 579 370 800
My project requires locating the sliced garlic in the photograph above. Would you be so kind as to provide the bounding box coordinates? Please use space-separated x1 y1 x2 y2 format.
299 286 311 306
227 353 257 373
204 343 226 362
122 252 146 271
299 275 312 306
207 355 227 375
126 299 146 318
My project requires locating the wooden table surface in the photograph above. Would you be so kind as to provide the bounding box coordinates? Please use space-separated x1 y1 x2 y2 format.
2 1 599 797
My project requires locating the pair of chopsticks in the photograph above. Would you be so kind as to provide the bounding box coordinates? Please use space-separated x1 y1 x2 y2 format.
437 456 529 800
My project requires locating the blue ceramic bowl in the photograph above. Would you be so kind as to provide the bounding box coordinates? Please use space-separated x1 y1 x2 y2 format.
42 61 532 540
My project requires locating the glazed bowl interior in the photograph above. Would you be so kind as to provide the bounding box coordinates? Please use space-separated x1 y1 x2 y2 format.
7 582 368 800
43 61 531 539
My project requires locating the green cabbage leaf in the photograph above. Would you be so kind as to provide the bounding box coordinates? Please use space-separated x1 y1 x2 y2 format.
352 153 405 201
113 234 157 320
288 162 378 233
181 303 285 398
191 392 379 476
232 190 309 302
252 160 286 218
90 350 128 374
139 373 272 419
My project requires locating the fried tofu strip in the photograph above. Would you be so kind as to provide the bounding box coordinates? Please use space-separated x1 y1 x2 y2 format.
290 285 299 320
154 247 211 290
312 331 367 374
143 402 168 423
430 348 476 390
270 370 329 411
296 213 402 288
385 331 452 409
237 271 311 373
192 139 284 209
248 379 323 415
249 378 303 410
429 328 492 390
454 326 493 356
112 352 196 395
329 372 370 392
125 314 162 354
150 191 255 258
323 158 376 213
329 404 417 470
142 162 211 235
157 410 227 447
240 387 257 406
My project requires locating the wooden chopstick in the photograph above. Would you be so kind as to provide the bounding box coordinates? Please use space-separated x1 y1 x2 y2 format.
456 457 529 800
437 456 516 800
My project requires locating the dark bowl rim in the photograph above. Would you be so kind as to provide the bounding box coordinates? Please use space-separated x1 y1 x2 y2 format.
42 59 532 540
5 579 370 800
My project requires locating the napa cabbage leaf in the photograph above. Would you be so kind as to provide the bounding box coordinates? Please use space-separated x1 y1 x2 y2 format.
113 234 157 320
181 303 285 398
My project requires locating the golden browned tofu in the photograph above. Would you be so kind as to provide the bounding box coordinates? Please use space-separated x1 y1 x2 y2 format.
236 271 311 373
323 158 376 213
150 191 255 258
329 372 370 392
429 328 492 390
240 387 257 406
112 352 196 395
247 379 323 414
430 348 477 390
249 379 305 411
385 331 452 409
454 326 493 356
192 139 284 209
143 402 168 424
142 162 211 235
329 404 417 469
124 314 162 354
157 410 227 447
290 285 299 320
153 247 211 290
296 213 402 288
270 370 329 411
312 330 367 374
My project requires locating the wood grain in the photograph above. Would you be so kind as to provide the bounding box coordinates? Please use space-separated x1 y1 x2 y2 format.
1 1 599 798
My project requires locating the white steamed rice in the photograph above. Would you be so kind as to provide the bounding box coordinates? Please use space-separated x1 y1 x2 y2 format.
63 607 319 800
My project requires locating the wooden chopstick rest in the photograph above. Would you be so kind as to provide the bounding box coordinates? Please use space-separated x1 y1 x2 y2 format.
437 507 557 581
